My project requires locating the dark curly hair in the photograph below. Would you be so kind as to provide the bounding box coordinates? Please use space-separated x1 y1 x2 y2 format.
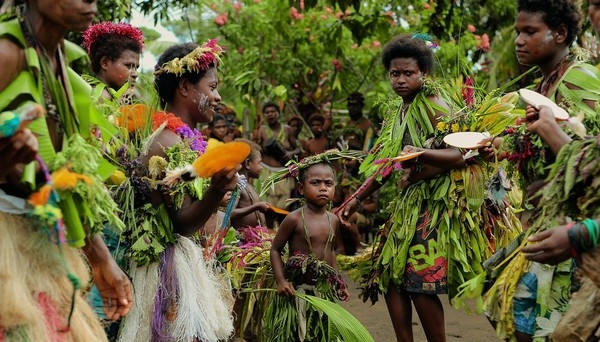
262 101 280 114
381 34 435 73
89 37 142 74
517 0 583 45
209 114 226 127
84 23 144 74
347 91 365 104
154 43 209 107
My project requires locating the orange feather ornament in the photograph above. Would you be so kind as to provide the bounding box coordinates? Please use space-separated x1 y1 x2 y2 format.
163 141 251 186
193 141 251 178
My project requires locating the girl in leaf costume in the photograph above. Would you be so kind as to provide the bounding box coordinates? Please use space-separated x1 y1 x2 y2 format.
479 1 600 340
0 0 134 341
115 41 237 342
81 21 145 339
339 34 521 342
83 21 143 103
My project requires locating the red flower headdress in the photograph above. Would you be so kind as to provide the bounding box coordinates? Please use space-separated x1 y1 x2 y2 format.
83 22 144 54
154 39 224 76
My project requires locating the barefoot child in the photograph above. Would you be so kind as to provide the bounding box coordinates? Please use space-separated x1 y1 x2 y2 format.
265 151 355 341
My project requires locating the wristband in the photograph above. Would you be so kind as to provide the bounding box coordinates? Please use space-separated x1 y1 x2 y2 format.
582 218 600 251
567 222 580 257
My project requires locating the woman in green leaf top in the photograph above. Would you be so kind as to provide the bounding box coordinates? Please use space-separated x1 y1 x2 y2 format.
342 34 491 342
0 0 133 341
520 105 600 341
478 1 600 340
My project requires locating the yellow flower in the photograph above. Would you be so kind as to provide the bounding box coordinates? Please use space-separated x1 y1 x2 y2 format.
108 170 127 185
451 169 463 181
451 123 460 132
436 122 447 131
52 167 93 190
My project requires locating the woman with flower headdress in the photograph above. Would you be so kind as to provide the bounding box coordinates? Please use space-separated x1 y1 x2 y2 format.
83 21 143 103
338 33 520 342
0 0 134 341
115 41 237 342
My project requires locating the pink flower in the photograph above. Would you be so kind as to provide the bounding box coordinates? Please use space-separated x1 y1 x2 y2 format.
288 165 298 178
215 13 228 26
233 2 242 11
290 7 304 20
324 6 333 14
467 24 476 33
424 3 431 9
372 40 381 48
479 33 490 52
300 0 305 10
461 76 475 107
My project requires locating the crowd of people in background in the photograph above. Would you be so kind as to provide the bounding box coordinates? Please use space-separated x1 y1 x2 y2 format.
3 0 600 342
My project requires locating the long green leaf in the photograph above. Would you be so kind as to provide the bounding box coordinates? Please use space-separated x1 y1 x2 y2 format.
294 292 375 342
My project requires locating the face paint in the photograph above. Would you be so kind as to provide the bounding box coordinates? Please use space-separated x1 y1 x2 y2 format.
197 93 209 112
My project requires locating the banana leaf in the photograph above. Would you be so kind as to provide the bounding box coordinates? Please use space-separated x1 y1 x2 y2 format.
294 292 375 342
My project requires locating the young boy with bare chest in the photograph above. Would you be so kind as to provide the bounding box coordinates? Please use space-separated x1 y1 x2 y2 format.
266 159 350 341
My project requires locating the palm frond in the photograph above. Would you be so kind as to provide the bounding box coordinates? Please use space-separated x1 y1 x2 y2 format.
294 292 375 342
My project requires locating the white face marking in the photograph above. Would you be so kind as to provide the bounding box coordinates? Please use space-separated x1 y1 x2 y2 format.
197 93 209 112
542 30 554 44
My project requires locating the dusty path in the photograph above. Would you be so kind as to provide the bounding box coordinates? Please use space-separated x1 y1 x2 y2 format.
339 273 500 342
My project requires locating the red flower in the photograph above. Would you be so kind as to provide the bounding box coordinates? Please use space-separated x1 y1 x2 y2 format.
290 7 304 20
215 13 228 26
461 76 475 107
153 111 186 132
331 58 343 71
478 33 490 52
83 22 144 54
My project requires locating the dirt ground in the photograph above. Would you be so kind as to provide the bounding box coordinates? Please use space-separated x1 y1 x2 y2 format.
339 273 500 342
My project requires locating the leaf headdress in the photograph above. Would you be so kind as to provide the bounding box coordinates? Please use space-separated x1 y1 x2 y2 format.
260 148 363 197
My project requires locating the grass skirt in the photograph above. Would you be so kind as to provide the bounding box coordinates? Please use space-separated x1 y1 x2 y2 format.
117 236 234 342
552 248 600 341
0 212 107 342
